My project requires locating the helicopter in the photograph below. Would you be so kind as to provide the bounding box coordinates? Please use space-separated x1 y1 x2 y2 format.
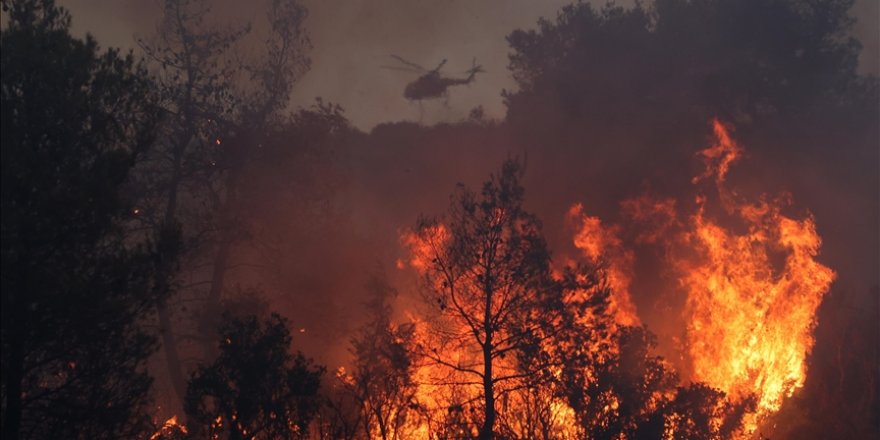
383 55 485 102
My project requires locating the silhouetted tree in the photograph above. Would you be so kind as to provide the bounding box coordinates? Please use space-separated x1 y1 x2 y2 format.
540 322 754 440
557 326 678 439
663 383 755 440
342 275 419 439
493 257 612 439
1 0 176 438
185 313 324 439
506 0 866 127
411 160 608 439
134 0 326 410
768 285 880 439
502 0 877 239
195 0 313 361
134 0 247 406
315 381 362 440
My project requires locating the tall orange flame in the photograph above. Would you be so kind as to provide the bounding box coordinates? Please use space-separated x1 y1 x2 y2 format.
679 121 835 426
567 204 640 326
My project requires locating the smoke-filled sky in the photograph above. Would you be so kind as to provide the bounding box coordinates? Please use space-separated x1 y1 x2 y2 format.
50 0 879 366
57 0 879 130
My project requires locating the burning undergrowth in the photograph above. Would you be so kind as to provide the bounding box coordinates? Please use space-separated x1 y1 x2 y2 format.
387 119 836 439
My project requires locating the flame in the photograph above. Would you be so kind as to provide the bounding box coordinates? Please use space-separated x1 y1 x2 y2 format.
617 120 835 434
400 222 570 438
692 118 742 185
149 415 188 440
620 195 678 245
681 203 834 415
386 118 833 438
552 120 833 435
399 224 448 271
677 121 835 424
567 203 640 326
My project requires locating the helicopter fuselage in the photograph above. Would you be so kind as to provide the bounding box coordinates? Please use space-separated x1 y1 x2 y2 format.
404 72 476 101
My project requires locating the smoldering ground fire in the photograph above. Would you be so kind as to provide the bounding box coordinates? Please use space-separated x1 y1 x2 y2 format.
2 0 877 439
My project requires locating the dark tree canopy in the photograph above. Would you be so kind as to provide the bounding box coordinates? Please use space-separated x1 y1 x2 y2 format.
342 275 419 440
502 0 878 219
543 324 754 440
130 0 333 416
1 0 175 438
506 0 867 126
185 313 325 439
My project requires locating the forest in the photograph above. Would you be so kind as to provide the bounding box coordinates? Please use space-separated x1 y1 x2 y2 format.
1 0 877 439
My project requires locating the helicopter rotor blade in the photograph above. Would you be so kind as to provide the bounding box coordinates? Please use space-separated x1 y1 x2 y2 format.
459 58 485 75
381 65 422 73
390 54 425 72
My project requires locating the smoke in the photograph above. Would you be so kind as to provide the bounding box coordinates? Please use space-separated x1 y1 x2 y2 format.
49 0 878 435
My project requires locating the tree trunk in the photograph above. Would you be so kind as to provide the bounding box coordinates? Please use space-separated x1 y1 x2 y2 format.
377 410 388 440
156 144 188 406
201 236 232 359
481 279 496 440
201 165 240 360
481 338 496 439
157 301 188 402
